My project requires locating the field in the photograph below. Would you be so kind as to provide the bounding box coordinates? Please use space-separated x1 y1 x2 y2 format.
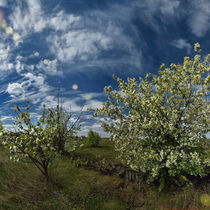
0 138 209 210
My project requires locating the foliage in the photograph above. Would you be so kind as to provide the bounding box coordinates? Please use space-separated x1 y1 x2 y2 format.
0 120 3 131
90 43 210 188
0 101 79 180
86 130 101 147
46 103 82 154
0 120 4 146
0 120 3 135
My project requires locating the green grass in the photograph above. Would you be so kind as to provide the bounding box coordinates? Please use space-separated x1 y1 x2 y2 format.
69 137 121 163
0 147 129 209
0 139 209 209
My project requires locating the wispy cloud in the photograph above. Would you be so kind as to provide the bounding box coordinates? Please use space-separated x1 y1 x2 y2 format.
137 0 180 16
133 0 210 37
188 0 210 37
9 0 46 37
0 115 13 122
39 92 104 114
132 0 181 31
47 30 112 63
36 59 58 75
7 0 142 74
171 39 192 54
0 43 14 73
49 10 80 31
2 123 17 131
5 72 52 104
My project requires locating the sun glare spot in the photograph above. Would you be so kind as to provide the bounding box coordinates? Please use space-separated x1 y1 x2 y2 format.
34 51 39 57
5 26 13 34
72 84 78 90
43 59 49 65
13 33 20 41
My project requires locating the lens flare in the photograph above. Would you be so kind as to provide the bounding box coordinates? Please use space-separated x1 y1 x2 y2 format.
13 33 20 41
34 51 39 57
72 84 78 90
0 11 20 42
43 59 49 65
5 26 13 34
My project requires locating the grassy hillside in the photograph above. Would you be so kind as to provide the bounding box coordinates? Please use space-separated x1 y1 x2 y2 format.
0 139 209 210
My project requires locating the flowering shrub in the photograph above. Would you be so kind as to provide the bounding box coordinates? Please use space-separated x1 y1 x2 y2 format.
90 43 210 190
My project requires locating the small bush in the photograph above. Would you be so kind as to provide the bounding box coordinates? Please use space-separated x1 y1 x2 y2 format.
86 130 100 147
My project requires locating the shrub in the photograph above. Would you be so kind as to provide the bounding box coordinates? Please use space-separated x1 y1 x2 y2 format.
90 43 210 190
86 130 100 147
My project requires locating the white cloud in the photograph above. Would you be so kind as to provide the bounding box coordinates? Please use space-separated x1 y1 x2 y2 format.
0 116 13 122
24 72 44 86
38 91 104 115
85 99 103 110
188 0 210 37
15 59 25 73
9 1 79 38
171 39 192 54
45 10 142 70
80 92 105 101
2 123 17 131
5 72 52 104
0 43 14 72
36 59 58 75
9 0 46 37
63 99 86 113
38 94 83 113
47 30 112 63
7 82 25 96
7 1 143 72
49 11 80 31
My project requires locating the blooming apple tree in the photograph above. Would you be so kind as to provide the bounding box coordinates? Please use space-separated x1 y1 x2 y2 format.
1 101 79 180
46 104 82 154
91 43 210 188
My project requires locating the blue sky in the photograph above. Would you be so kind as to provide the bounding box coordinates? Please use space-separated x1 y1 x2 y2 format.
0 0 209 137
